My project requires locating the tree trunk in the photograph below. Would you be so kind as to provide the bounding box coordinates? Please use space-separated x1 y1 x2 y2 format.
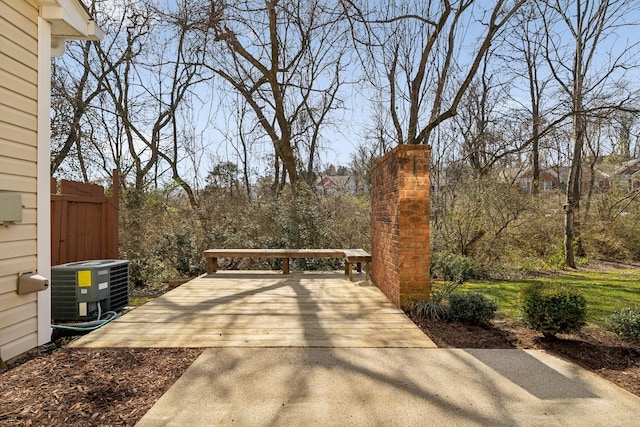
564 108 584 269
531 107 541 195
563 0 588 269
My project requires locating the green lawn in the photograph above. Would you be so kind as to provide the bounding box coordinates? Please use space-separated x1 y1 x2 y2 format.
450 267 640 325
129 293 165 307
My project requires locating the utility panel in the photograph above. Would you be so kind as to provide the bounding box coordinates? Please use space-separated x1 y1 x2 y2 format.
0 193 22 224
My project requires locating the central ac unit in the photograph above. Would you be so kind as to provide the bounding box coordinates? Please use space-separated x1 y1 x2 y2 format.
51 260 129 321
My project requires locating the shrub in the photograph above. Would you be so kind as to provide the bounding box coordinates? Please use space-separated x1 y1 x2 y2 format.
127 256 174 288
448 292 498 325
430 252 480 283
406 282 459 321
520 284 587 338
607 308 640 344
157 231 205 277
406 299 449 321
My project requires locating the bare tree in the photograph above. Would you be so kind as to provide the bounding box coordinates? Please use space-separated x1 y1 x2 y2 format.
51 0 156 186
91 1 214 207
502 4 554 194
612 111 636 159
50 41 106 178
453 53 528 176
51 0 219 209
343 0 526 147
540 0 639 268
199 0 351 191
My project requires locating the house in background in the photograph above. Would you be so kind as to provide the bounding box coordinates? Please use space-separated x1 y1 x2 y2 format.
612 158 640 192
0 0 103 363
517 164 610 194
517 168 561 193
315 175 364 195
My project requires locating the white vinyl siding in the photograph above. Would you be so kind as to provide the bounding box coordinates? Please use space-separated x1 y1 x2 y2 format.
0 0 40 362
0 69 38 101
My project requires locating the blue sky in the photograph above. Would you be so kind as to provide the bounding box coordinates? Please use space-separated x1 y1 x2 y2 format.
64 1 640 186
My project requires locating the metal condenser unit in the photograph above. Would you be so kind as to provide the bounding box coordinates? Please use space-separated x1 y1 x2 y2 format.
51 260 129 321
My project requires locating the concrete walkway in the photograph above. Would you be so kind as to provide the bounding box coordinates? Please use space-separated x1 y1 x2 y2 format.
137 347 640 426
71 272 640 426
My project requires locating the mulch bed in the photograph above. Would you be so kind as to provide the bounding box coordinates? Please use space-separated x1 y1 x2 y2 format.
414 317 640 397
1 347 202 426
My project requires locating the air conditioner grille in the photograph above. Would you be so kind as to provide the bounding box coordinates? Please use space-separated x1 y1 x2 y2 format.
107 262 129 312
51 270 77 320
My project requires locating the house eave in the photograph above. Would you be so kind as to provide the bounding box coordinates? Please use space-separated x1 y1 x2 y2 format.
41 0 105 56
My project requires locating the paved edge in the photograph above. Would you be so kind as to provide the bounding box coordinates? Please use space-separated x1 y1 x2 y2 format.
136 347 640 427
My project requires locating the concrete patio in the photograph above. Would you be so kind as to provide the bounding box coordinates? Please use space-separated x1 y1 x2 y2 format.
70 271 640 426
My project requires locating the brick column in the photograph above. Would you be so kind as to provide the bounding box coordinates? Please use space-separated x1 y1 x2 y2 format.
371 145 430 309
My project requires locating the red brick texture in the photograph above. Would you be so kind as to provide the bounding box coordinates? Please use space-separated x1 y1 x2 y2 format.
371 145 431 309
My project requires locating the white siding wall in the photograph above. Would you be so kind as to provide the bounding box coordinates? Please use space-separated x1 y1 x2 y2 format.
0 0 40 361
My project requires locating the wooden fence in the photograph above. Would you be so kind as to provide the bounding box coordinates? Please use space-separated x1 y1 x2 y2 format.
51 171 119 265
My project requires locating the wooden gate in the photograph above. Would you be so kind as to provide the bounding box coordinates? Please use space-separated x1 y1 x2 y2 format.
51 171 119 265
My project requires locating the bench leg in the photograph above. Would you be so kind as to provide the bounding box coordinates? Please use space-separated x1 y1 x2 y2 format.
206 257 218 274
283 258 290 274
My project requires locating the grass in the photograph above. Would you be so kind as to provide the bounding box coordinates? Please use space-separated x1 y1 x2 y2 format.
129 291 168 307
129 295 156 306
444 266 640 325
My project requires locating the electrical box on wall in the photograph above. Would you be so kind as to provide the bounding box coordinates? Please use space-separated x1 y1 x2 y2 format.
0 193 23 224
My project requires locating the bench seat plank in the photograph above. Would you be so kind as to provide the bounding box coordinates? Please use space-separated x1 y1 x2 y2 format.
204 249 346 258
204 248 371 281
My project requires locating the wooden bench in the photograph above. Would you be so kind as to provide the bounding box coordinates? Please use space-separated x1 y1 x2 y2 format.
341 249 372 282
203 248 371 281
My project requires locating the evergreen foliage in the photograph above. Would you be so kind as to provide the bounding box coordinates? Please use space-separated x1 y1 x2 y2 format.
520 284 587 338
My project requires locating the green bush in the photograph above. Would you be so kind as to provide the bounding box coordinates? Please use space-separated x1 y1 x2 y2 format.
157 231 205 277
607 308 640 344
406 282 460 321
448 292 498 325
430 252 480 283
127 256 174 287
520 284 587 338
405 298 449 321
